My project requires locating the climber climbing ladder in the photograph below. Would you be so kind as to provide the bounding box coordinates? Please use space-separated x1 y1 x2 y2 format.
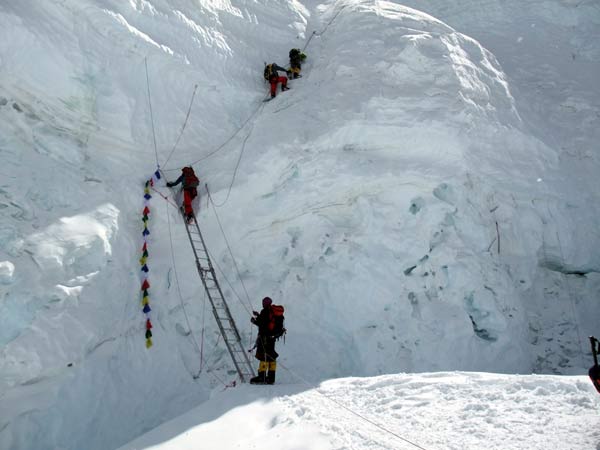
183 213 255 383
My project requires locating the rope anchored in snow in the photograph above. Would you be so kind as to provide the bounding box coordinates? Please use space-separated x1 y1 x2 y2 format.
144 57 160 171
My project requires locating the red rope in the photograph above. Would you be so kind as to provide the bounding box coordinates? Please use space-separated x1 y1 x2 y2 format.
150 186 180 209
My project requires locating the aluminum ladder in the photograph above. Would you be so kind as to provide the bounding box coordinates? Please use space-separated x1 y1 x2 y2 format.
183 212 255 383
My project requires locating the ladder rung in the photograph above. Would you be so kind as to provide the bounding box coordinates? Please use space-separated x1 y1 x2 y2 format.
216 316 231 322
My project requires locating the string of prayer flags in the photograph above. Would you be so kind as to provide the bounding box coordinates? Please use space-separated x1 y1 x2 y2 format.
139 172 160 349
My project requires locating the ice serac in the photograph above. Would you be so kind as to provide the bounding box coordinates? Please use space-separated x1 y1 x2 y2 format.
241 0 555 378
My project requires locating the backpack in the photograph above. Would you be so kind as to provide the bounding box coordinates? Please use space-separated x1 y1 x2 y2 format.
182 167 199 188
268 304 286 339
263 64 273 81
289 48 306 62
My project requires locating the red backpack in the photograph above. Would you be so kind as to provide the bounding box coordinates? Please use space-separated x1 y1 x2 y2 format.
268 305 286 339
182 167 199 188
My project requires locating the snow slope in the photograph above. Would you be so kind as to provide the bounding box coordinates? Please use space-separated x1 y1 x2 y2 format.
119 372 600 450
0 0 598 449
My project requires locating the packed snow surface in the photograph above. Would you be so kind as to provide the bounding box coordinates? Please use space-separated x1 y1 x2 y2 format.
0 0 599 449
119 372 600 450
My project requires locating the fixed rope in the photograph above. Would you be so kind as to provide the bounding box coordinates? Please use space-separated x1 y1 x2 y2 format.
312 2 349 41
206 184 254 311
162 84 199 168
149 0 347 174
544 201 587 369
156 1 334 176
209 124 256 208
162 100 266 173
199 283 207 372
185 2 350 208
144 57 160 169
162 187 204 369
254 355 432 450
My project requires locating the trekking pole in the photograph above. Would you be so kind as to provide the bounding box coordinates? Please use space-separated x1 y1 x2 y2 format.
590 336 598 366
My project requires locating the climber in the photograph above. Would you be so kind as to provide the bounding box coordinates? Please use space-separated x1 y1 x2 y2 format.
263 63 290 99
166 166 199 224
287 48 306 79
589 336 600 393
250 296 285 385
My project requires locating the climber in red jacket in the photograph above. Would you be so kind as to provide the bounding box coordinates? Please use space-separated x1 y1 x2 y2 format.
166 166 199 224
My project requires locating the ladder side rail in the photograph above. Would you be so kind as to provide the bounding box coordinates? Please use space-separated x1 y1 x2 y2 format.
210 302 249 382
191 218 216 273
185 215 255 381
205 263 255 375
196 258 250 382
191 215 249 354
184 222 207 266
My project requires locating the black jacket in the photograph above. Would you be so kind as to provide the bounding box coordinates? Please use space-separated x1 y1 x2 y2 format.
251 307 278 361
251 307 271 336
268 63 287 81
167 170 198 190
167 174 185 188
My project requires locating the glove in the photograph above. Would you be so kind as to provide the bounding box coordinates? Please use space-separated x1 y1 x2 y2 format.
251 317 257 325
253 311 259 316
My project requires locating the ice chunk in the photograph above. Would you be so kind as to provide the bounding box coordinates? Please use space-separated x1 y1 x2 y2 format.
24 204 119 278
0 261 15 284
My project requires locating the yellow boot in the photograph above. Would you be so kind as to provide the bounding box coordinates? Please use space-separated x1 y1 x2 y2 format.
250 361 268 384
